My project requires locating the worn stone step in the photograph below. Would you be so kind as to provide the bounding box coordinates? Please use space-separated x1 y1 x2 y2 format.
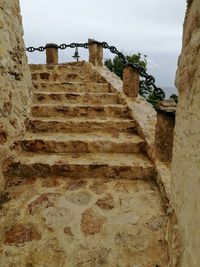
30 61 97 74
31 104 130 118
30 62 91 74
20 132 145 153
31 72 106 83
33 81 111 93
27 117 137 133
4 152 155 181
33 92 122 105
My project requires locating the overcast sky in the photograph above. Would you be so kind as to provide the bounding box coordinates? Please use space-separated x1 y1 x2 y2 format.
19 0 186 88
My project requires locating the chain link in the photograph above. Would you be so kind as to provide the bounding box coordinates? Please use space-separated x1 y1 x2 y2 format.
26 41 165 100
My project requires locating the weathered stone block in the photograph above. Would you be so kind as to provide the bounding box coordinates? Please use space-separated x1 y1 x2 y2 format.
155 107 175 162
45 43 59 64
123 66 139 98
81 208 106 235
0 0 32 190
4 223 41 246
96 193 115 210
88 39 103 66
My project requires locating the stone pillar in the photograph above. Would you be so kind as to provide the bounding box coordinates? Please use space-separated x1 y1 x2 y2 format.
88 39 103 66
45 43 59 64
123 66 140 98
155 101 176 162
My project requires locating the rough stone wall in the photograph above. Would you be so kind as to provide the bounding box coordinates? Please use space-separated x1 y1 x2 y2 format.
172 0 200 265
155 112 175 163
0 0 32 190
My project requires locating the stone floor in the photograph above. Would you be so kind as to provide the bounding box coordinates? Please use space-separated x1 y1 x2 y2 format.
0 62 169 266
0 178 169 267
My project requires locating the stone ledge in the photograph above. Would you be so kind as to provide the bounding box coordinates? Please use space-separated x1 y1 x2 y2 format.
155 100 177 117
94 64 172 210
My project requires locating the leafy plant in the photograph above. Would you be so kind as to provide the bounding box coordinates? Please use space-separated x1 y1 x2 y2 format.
105 53 164 106
170 94 178 103
105 53 147 80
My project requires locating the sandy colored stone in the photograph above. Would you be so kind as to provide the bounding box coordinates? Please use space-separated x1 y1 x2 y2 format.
42 206 73 228
64 226 74 237
123 67 140 98
113 181 130 192
0 4 172 264
41 178 61 188
0 124 7 145
0 191 10 208
155 111 175 162
171 0 200 265
114 231 149 251
96 193 115 210
65 191 92 206
147 215 167 231
0 0 32 190
4 152 155 180
94 61 172 201
28 193 60 215
66 180 86 191
81 208 106 235
0 179 169 266
46 44 59 64
27 238 66 267
88 39 103 67
4 223 41 246
74 245 110 266
89 180 108 195
114 212 140 225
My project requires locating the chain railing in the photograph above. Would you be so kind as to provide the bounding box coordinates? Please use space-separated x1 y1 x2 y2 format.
26 40 165 100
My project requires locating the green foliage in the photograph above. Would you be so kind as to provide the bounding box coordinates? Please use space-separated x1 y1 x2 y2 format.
105 53 164 106
105 53 147 80
146 92 161 106
170 94 178 103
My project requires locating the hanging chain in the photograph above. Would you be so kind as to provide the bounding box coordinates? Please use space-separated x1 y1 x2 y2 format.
26 41 165 99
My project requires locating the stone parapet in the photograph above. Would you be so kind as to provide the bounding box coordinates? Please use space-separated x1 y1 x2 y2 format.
155 100 176 162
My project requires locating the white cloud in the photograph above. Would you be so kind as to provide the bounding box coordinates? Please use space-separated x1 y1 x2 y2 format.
19 0 186 86
147 58 160 70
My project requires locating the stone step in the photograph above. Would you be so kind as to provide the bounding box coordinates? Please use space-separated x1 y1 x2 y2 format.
30 62 90 74
31 72 106 83
27 117 137 133
20 132 145 153
33 92 122 105
33 82 111 93
31 104 130 118
29 61 94 74
4 152 155 181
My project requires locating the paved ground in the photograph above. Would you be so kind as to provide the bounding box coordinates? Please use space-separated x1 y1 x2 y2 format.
0 178 169 267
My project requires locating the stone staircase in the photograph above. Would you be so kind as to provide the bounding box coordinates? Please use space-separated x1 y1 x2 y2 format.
0 61 169 266
4 61 155 184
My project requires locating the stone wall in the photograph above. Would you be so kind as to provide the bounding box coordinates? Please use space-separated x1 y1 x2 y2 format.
0 0 32 190
172 0 200 265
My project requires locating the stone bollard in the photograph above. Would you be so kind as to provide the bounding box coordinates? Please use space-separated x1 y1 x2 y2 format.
155 100 176 162
123 66 140 98
45 43 59 64
88 39 103 66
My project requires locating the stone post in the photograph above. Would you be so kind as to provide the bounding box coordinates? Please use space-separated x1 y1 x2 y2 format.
88 39 103 66
45 43 59 64
155 100 176 162
123 66 140 98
